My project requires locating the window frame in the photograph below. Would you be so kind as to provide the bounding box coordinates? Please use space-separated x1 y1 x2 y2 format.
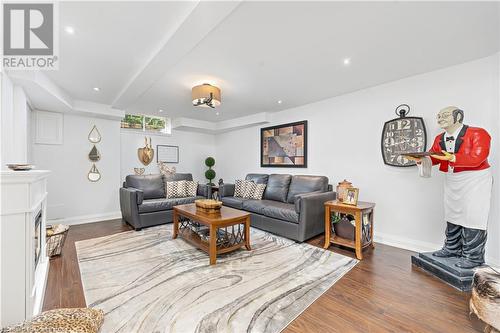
120 113 171 135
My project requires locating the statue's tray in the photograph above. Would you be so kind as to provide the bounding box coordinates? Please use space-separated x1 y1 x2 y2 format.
401 151 445 158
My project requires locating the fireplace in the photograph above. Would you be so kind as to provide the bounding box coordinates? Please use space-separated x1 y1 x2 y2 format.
34 210 42 268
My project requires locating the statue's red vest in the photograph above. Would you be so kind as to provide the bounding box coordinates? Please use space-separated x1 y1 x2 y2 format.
430 125 491 173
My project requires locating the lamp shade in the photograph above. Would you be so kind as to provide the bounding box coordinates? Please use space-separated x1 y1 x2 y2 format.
192 83 221 108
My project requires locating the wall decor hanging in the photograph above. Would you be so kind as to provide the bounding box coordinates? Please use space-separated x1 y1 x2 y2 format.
138 137 154 166
261 120 307 167
88 164 101 182
87 125 102 182
157 145 179 163
381 104 427 167
88 145 101 162
88 125 101 143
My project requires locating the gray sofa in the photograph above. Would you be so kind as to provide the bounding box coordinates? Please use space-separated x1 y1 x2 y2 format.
120 173 210 230
220 173 335 242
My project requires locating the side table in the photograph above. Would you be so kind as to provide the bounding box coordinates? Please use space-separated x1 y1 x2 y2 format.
323 200 375 259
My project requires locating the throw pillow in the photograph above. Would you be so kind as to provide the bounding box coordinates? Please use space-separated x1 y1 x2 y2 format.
3 308 104 333
242 182 266 199
251 183 267 200
185 181 198 197
234 179 247 198
242 181 256 199
158 162 176 178
166 180 187 198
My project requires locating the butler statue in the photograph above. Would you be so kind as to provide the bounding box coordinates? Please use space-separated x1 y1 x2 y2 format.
410 106 492 269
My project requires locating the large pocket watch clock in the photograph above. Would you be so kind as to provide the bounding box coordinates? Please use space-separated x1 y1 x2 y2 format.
381 104 427 167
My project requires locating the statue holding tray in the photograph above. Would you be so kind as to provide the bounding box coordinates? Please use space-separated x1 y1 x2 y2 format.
408 106 492 289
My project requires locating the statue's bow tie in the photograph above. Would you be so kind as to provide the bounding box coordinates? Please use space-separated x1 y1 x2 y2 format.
446 136 455 142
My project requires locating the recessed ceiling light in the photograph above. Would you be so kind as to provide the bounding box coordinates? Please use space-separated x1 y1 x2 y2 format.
158 109 164 113
343 58 351 66
277 100 283 104
65 26 75 35
216 112 220 116
93 87 100 92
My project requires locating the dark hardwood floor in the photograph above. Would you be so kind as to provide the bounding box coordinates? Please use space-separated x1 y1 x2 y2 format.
43 219 485 332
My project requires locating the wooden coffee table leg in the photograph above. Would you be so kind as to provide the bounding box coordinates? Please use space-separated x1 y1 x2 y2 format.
245 216 251 251
209 225 217 265
173 209 178 239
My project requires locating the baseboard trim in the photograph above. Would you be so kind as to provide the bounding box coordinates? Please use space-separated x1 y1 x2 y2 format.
374 231 500 269
48 211 122 226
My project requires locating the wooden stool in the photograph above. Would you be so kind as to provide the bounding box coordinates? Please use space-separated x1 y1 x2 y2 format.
470 267 500 333
323 200 375 260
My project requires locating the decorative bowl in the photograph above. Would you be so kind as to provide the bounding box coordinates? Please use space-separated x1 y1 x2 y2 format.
195 199 222 209
6 164 34 171
134 168 145 175
195 199 222 214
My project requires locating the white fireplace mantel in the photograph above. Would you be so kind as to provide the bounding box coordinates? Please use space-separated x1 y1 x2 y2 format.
0 170 50 328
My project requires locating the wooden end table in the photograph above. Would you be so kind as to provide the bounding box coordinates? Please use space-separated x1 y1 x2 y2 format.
323 200 375 259
173 204 251 265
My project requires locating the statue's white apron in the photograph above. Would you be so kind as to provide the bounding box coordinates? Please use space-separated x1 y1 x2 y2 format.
444 168 492 230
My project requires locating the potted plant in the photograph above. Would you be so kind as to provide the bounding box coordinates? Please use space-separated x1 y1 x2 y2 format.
205 157 216 185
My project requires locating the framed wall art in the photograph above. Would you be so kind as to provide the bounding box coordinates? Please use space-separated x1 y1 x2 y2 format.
157 145 179 163
261 120 307 167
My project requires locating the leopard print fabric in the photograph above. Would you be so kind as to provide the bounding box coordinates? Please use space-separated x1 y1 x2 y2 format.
3 308 104 333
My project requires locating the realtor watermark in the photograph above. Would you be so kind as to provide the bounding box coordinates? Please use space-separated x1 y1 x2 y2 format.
2 2 59 70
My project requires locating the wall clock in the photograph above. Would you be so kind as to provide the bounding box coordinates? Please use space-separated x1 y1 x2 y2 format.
381 104 427 167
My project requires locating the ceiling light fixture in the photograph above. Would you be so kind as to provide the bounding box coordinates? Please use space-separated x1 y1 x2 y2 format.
65 26 75 34
93 87 100 92
158 109 164 113
192 83 221 108
343 58 351 66
277 100 283 104
216 112 220 116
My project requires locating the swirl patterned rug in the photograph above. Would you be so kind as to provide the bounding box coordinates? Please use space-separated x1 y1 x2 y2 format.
76 225 357 333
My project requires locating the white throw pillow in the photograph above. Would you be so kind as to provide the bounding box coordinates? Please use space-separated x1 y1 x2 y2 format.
234 179 250 198
166 180 186 198
234 180 266 200
185 181 198 197
250 183 266 200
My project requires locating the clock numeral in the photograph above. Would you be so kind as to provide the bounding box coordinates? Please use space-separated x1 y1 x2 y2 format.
384 137 395 147
398 120 411 130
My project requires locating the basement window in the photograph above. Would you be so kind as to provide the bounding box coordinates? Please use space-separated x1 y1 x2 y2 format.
121 114 171 134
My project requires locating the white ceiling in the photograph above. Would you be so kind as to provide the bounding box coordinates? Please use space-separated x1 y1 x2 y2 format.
45 1 499 121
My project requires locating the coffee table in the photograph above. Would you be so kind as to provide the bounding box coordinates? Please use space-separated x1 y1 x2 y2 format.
173 203 251 265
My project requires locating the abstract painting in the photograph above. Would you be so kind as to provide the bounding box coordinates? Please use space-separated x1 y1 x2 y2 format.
261 120 307 167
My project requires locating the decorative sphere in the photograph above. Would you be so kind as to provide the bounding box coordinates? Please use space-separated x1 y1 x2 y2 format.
205 169 216 180
205 157 215 167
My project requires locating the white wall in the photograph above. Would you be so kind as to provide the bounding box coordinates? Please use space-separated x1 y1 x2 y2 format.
30 114 216 224
120 129 216 183
1 73 30 167
32 113 122 223
215 54 500 266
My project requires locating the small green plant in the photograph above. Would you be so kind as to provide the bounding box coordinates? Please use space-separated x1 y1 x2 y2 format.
331 213 341 224
205 157 216 185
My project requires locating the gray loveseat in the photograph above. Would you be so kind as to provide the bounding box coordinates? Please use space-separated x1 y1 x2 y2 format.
120 173 210 230
220 173 335 242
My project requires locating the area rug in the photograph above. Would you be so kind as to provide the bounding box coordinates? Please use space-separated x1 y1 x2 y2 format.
76 225 357 333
